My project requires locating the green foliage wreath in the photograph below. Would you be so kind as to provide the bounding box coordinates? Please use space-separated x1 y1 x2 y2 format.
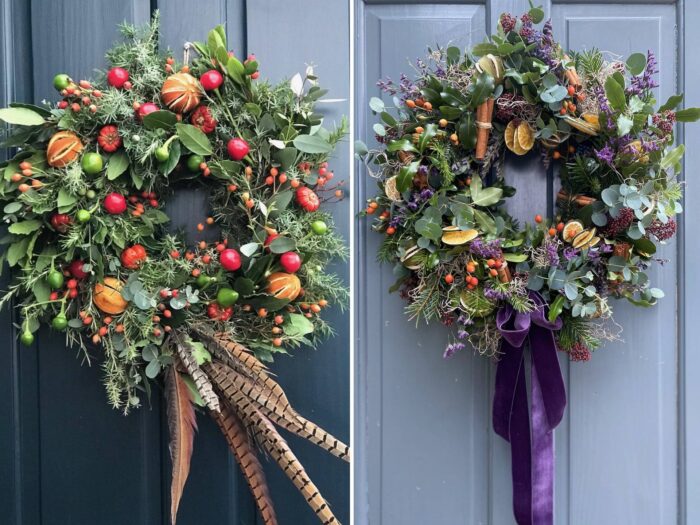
1 16 349 524
359 8 697 361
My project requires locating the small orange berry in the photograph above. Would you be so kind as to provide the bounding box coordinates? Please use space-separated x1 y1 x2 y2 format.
386 226 396 235
415 126 424 134
552 151 561 160
197 223 205 231
257 308 268 318
274 315 284 325
535 214 543 223
548 228 556 236
246 199 255 209
556 222 565 232
423 102 433 111
206 217 214 225
490 269 499 277
310 304 321 313
444 274 454 284
319 299 328 307
439 118 448 127
406 99 416 108
290 179 300 188
270 167 279 177
272 337 283 347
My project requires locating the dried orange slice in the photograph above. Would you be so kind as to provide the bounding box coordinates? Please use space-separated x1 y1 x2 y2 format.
504 120 517 151
516 122 535 152
441 228 479 245
585 236 601 249
562 220 584 243
573 228 596 249
582 113 601 130
564 115 598 136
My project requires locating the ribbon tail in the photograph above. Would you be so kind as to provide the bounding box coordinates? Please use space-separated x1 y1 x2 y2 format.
494 342 532 525
530 355 555 525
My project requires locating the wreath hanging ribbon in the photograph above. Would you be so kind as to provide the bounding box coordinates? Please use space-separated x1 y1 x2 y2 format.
494 292 565 525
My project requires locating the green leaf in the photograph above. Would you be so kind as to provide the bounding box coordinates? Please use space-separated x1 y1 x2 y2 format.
234 277 256 296
616 114 633 136
9 102 52 118
160 140 181 176
369 97 385 113
472 43 498 56
396 161 419 193
604 76 627 112
7 238 30 266
473 209 497 235
659 94 683 112
660 144 684 170
470 72 495 108
142 110 178 130
471 187 503 207
57 188 77 212
175 123 212 155
675 108 700 122
269 236 296 254
446 46 461 65
190 341 212 365
458 113 477 150
626 53 647 76
0 107 46 126
227 56 246 83
387 139 416 153
528 6 545 23
283 313 315 337
416 123 437 153
273 147 297 171
292 134 333 154
8 219 42 235
106 151 129 180
503 253 527 263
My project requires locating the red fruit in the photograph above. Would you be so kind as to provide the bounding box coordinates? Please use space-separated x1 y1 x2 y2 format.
280 251 302 273
219 248 242 271
136 102 159 120
57 101 68 109
50 213 72 233
227 138 249 160
104 192 127 214
200 70 224 91
68 260 88 279
106 67 130 88
97 125 122 152
190 105 217 134
295 186 320 212
121 244 147 269
207 302 233 321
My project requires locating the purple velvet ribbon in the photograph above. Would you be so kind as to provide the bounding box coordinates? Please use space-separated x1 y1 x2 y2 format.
493 292 566 525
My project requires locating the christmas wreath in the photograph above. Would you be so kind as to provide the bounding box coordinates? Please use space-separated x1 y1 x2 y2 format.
358 6 697 524
0 16 348 525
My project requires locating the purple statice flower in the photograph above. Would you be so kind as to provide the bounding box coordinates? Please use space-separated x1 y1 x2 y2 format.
457 329 470 340
641 137 660 153
389 213 404 228
595 145 615 164
457 314 473 326
406 201 419 211
532 19 558 68
483 284 509 301
563 247 579 261
594 85 616 131
627 50 659 97
500 13 516 33
443 341 465 359
470 238 502 259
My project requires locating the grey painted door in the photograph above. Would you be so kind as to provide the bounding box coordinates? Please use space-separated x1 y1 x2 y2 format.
354 1 698 523
0 1 349 524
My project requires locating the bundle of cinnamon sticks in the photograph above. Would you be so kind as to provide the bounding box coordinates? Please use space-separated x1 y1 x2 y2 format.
475 97 495 160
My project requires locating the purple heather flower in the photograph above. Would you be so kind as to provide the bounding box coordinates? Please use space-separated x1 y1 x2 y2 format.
443 342 465 359
457 314 472 325
545 242 560 267
627 50 659 98
483 285 509 301
419 188 434 200
470 238 502 259
457 329 470 340
563 247 579 261
595 145 615 164
407 201 419 211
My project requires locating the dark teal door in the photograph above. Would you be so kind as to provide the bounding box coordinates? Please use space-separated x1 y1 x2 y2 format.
0 1 349 524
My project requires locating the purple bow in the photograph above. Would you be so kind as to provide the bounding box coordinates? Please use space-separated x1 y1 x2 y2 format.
493 292 566 525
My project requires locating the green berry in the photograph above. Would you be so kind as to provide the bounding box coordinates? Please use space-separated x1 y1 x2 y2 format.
20 331 35 346
187 155 204 172
196 274 211 288
155 146 170 162
53 74 70 91
86 189 96 200
76 209 91 223
216 287 239 307
51 315 68 331
47 270 64 290
310 220 328 235
82 152 104 174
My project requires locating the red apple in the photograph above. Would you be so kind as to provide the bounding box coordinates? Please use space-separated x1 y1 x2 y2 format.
280 251 302 273
104 192 127 214
69 259 89 279
219 248 241 271
136 102 159 120
200 70 223 91
227 138 249 161
106 67 130 88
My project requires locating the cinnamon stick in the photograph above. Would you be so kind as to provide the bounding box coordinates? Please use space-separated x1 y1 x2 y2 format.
557 190 595 207
475 97 495 161
563 54 581 89
498 264 512 284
